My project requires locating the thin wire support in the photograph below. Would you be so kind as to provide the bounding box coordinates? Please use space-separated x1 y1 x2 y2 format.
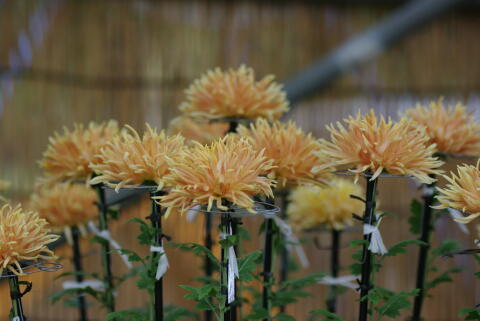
149 191 166 321
327 229 341 313
358 176 378 321
94 184 116 315
411 177 436 321
71 226 88 321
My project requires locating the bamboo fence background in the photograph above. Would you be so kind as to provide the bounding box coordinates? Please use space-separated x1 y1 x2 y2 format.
1 0 480 320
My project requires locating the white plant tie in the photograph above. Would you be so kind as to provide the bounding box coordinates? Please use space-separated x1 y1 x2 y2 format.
186 205 201 222
421 185 436 198
363 217 388 255
220 226 239 304
264 213 310 268
448 209 470 234
150 245 169 280
318 275 359 291
62 280 105 291
88 221 133 269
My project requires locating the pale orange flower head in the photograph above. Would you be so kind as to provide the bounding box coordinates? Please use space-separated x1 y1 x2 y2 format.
30 183 98 230
39 120 119 183
157 136 276 217
0 203 59 275
403 99 480 156
237 119 333 188
287 178 364 231
168 116 228 145
314 109 444 184
89 124 186 191
179 65 289 121
435 161 480 224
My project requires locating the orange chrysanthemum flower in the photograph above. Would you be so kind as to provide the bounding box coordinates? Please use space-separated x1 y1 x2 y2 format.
157 136 275 216
237 119 333 187
179 65 289 120
89 124 185 191
403 98 480 156
30 183 98 231
287 178 364 231
39 121 119 183
168 116 228 145
0 204 59 275
314 110 443 183
435 161 480 224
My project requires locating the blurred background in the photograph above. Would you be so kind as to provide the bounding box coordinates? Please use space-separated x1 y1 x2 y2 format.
1 0 480 320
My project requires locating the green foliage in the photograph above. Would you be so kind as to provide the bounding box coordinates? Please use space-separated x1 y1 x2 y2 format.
460 308 480 320
367 288 419 320
308 309 346 321
408 199 423 235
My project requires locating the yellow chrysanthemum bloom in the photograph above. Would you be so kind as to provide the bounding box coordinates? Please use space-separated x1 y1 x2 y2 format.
0 204 59 275
435 161 480 224
168 116 228 145
287 178 364 231
0 179 9 203
90 124 185 191
39 120 119 183
30 183 98 231
157 136 275 216
403 99 480 156
179 65 289 121
314 110 444 183
237 119 333 187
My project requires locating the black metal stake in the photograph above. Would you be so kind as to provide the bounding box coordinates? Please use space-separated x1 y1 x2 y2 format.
358 177 378 321
71 226 88 321
262 217 274 321
95 184 115 315
204 212 213 321
327 229 341 313
279 192 289 314
411 179 436 321
220 213 232 321
149 191 165 321
8 273 27 321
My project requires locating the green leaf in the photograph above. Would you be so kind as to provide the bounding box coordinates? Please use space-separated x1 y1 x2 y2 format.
105 309 148 321
50 287 100 305
165 305 199 321
409 199 423 234
274 313 296 321
426 267 463 291
309 309 346 321
170 242 220 267
374 289 418 319
459 307 480 320
238 251 262 282
281 272 325 289
385 239 426 257
430 239 461 258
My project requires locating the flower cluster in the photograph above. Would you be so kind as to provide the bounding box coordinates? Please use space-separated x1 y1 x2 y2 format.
157 136 275 216
30 183 98 230
315 110 444 183
90 124 185 191
287 178 364 231
179 65 289 121
168 116 228 145
0 204 59 275
435 161 480 224
237 119 332 187
39 120 119 183
403 99 480 156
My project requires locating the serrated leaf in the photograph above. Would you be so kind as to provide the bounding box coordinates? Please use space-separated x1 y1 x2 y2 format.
385 239 426 257
238 251 262 282
274 313 296 321
309 309 346 321
374 290 418 318
409 199 423 234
